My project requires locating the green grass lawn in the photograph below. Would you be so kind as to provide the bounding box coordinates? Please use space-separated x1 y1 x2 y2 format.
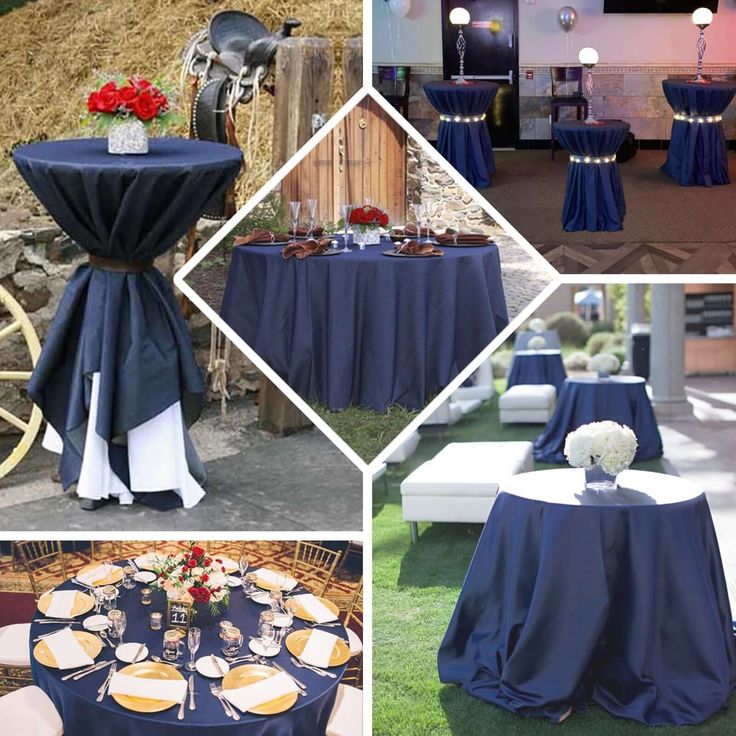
372 391 735 735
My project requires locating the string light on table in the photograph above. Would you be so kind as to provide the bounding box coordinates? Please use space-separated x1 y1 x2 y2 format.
569 154 617 164
439 113 487 123
673 113 722 124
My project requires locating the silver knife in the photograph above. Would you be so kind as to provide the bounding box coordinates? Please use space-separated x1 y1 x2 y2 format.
132 642 146 664
96 663 116 701
188 675 195 711
61 658 113 681
73 659 116 681
270 661 307 693
211 654 226 678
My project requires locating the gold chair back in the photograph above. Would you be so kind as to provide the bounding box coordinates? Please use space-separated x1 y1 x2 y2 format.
290 541 341 597
16 541 67 598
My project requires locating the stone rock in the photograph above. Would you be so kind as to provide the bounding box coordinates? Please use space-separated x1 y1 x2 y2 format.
0 231 24 280
11 269 51 312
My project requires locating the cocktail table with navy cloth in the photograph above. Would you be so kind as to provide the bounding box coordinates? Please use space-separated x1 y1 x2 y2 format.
506 350 567 395
553 120 630 232
438 468 736 725
533 376 663 464
661 79 736 187
513 329 561 351
423 81 498 188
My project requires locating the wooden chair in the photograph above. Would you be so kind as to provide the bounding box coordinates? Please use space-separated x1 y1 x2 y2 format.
211 541 246 559
290 542 341 597
89 541 123 562
377 65 411 118
341 580 363 687
550 66 588 160
16 541 66 599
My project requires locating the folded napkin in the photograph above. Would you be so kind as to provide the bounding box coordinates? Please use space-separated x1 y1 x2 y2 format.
394 240 444 257
77 564 118 586
299 629 338 668
282 238 332 260
42 628 94 670
109 672 187 704
45 590 78 618
234 228 291 246
223 671 298 713
255 568 297 591
435 231 492 245
291 593 339 623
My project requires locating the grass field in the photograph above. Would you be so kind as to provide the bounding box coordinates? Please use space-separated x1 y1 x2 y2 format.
372 389 736 735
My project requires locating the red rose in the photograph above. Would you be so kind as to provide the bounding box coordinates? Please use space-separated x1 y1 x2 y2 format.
204 558 212 566
191 546 205 559
201 573 209 582
379 213 389 227
87 92 100 113
117 84 138 109
96 81 120 114
221 566 226 573
131 91 158 121
151 89 169 113
179 576 185 582
129 76 152 90
190 586 211 604
188 558 197 568
215 559 222 564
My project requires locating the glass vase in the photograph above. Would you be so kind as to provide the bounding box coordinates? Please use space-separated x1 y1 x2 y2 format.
585 465 618 492
108 119 149 155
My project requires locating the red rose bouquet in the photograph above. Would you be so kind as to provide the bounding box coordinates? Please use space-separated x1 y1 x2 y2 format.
348 205 390 233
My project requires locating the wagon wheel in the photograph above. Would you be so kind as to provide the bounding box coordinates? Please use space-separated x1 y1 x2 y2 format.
0 285 42 479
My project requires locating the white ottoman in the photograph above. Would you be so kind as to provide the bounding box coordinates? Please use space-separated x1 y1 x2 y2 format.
499 384 556 424
386 431 420 464
400 441 534 542
422 398 463 427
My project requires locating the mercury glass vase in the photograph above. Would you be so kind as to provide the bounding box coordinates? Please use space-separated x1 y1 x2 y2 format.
108 119 149 155
353 227 381 249
585 465 618 492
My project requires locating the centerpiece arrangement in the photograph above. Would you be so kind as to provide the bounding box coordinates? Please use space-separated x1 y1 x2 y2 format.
347 204 390 247
587 352 621 379
564 420 638 491
84 76 179 155
529 317 546 333
528 335 547 350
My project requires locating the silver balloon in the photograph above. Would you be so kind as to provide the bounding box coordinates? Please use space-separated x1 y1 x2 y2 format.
558 6 577 32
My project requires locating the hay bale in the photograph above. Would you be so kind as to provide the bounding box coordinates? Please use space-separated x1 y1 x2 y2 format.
0 0 360 218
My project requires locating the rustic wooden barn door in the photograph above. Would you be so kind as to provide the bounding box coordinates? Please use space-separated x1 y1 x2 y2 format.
280 97 407 225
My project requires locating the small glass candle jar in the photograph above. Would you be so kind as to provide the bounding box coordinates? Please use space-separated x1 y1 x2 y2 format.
122 565 137 590
163 629 184 661
243 572 257 595
102 585 118 611
107 609 123 637
140 587 152 605
221 626 243 658
268 589 283 613
149 612 163 630
218 620 233 639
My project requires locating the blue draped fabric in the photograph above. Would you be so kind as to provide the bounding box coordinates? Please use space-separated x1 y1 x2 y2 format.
31 572 345 735
13 139 242 502
533 377 663 464
220 238 508 411
661 80 736 187
424 81 498 188
553 120 629 232
438 483 736 725
506 351 567 395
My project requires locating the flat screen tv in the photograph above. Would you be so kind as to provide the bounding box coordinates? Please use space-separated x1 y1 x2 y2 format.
604 0 718 12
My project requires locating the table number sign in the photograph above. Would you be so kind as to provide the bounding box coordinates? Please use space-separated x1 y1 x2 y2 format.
166 599 192 631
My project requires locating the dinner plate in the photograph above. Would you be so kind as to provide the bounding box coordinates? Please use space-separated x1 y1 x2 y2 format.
33 631 102 668
249 590 272 605
83 614 110 632
222 664 298 715
226 575 242 588
248 639 280 657
439 241 491 247
115 643 149 663
381 249 443 258
308 249 343 257
111 661 185 713
195 655 230 678
290 596 340 623
134 554 163 572
285 629 350 667
37 590 95 617
246 240 290 246
212 556 239 574
133 571 157 584
253 572 298 592
75 563 124 587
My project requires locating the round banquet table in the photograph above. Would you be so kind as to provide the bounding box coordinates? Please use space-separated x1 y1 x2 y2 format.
506 349 566 395
423 81 498 188
661 79 736 187
220 237 509 412
552 120 630 232
12 138 242 509
438 468 736 725
533 376 663 464
30 570 346 735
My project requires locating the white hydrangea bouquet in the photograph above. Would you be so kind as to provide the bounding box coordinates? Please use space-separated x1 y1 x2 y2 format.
528 335 547 350
529 317 546 333
564 421 638 490
588 352 620 377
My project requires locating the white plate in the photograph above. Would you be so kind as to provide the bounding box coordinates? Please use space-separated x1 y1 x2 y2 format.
226 576 241 588
134 571 157 584
249 591 271 605
248 640 280 658
273 613 294 628
115 642 149 663
83 614 110 632
195 656 230 678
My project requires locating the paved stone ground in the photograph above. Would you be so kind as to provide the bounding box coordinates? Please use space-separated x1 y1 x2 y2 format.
0 396 361 532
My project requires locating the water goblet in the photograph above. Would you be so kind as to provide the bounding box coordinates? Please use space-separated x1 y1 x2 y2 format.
289 201 301 240
92 586 105 614
113 610 127 645
185 626 201 672
339 203 354 252
411 202 426 241
423 200 438 242
306 198 318 237
260 622 276 650
239 555 250 577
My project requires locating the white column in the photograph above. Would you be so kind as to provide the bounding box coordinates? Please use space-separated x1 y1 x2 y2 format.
626 284 646 369
650 284 693 420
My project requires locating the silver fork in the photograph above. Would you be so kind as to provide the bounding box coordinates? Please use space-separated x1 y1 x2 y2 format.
210 683 240 720
290 656 337 678
96 663 116 701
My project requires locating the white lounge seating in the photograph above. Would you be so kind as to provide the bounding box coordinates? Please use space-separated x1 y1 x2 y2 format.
499 384 556 424
422 398 463 427
386 431 420 464
0 685 63 735
454 397 482 416
347 627 363 657
453 360 495 402
401 441 534 542
326 684 363 736
0 623 31 667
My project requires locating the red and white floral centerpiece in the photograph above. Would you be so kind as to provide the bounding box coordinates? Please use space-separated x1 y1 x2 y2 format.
348 205 390 247
84 76 178 155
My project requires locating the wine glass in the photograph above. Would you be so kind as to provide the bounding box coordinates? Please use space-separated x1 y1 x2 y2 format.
113 611 127 645
289 201 301 240
185 626 201 672
239 555 250 577
411 202 426 241
306 198 318 237
423 200 438 242
339 203 354 253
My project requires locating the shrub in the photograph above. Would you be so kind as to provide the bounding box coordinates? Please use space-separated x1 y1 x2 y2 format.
545 312 590 347
490 350 512 379
590 320 616 335
564 351 590 371
586 331 626 356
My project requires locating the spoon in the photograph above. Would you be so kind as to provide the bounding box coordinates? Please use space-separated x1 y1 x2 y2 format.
150 655 183 669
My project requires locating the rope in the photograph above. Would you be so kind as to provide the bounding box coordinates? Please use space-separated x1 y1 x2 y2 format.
243 67 263 183
207 322 231 416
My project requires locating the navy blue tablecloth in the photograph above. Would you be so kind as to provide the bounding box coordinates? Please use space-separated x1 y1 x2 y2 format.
438 471 736 725
533 377 663 463
661 80 736 187
31 571 345 735
424 81 498 188
506 351 566 395
220 237 508 411
553 120 629 232
13 139 242 502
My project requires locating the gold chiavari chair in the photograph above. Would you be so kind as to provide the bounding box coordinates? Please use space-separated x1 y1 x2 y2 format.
290 542 341 597
16 541 67 599
209 541 245 559
340 580 363 687
89 541 123 562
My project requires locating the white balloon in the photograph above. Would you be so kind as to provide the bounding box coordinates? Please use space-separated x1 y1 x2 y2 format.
389 0 411 18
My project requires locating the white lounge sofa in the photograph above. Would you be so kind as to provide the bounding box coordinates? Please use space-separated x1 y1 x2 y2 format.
422 398 463 428
401 441 534 542
499 384 556 424
386 431 421 464
453 360 495 404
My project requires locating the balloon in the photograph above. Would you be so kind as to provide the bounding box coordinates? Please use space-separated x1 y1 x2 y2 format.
558 6 577 32
388 0 411 18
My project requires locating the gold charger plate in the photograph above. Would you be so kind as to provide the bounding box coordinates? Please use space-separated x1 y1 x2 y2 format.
112 661 185 713
290 596 339 623
76 562 124 586
38 590 94 617
285 629 349 667
33 630 102 668
222 664 298 715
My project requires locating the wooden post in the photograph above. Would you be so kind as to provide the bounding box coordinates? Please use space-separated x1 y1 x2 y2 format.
272 38 334 170
257 375 312 436
343 38 363 101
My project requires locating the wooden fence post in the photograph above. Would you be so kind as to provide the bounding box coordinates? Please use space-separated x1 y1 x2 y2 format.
257 375 312 436
343 38 363 101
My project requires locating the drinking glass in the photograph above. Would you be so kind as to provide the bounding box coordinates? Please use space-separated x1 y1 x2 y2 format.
339 203 354 252
411 202 426 241
102 585 118 612
268 589 283 613
306 198 318 236
111 611 127 644
423 200 438 242
185 626 201 672
238 555 250 577
243 572 257 596
92 587 105 614
289 201 301 240
122 565 136 590
259 622 276 650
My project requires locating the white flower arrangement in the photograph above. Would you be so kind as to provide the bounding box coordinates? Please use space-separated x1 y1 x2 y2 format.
587 352 620 375
529 318 546 333
528 335 547 350
564 421 638 476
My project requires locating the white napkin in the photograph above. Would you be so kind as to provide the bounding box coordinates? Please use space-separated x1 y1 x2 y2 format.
222 671 298 713
291 593 338 623
44 590 78 618
42 628 94 670
254 568 297 591
77 564 117 586
109 672 187 704
299 628 337 668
